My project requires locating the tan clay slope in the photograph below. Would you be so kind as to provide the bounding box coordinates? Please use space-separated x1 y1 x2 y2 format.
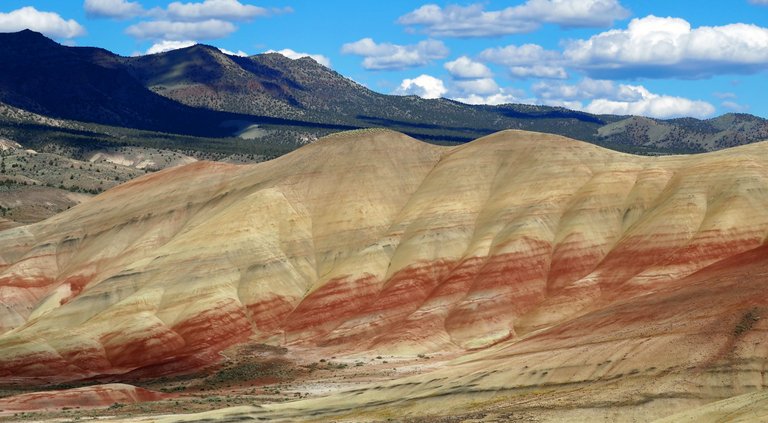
149 242 768 422
1 129 768 383
652 390 768 422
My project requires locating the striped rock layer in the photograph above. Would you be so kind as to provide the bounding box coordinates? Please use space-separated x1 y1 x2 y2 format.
0 384 169 412
2 129 768 384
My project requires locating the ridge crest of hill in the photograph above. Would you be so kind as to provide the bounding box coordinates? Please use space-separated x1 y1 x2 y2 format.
3 128 768 374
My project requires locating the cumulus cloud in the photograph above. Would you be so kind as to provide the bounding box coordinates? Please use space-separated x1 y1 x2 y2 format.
721 101 750 112
451 91 523 106
126 19 235 40
119 1 287 43
585 92 715 118
398 4 536 37
443 64 527 106
565 15 768 78
480 44 561 64
88 0 288 20
514 0 630 26
398 0 629 38
341 38 448 70
453 78 501 96
479 44 567 79
713 91 738 100
393 74 447 99
508 65 567 79
84 0 144 19
145 39 196 54
444 56 492 79
533 78 618 101
165 0 269 21
533 78 715 119
265 48 331 67
712 92 750 112
219 47 248 56
0 7 85 39
143 39 248 56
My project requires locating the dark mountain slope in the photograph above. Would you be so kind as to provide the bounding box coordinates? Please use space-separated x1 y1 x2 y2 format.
125 45 610 142
0 31 265 137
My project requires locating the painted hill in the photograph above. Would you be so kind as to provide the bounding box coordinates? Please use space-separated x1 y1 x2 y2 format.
2 129 768 420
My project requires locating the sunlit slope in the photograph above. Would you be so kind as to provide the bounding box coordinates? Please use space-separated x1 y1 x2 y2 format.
1 129 768 383
156 242 768 422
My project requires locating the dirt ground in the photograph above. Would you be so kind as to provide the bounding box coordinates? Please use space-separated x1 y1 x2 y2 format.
0 342 454 422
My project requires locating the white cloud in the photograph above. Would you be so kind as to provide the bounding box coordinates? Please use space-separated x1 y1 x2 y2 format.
479 44 567 79
533 78 617 101
84 0 144 19
509 65 567 79
126 19 235 40
442 54 529 105
444 56 492 79
454 78 500 96
533 78 715 119
714 92 750 112
393 74 447 99
398 4 535 37
219 47 248 57
451 91 522 106
398 0 629 38
565 15 768 78
749 0 768 4
479 44 561 64
514 0 630 27
270 7 294 15
721 101 750 112
445 68 527 106
145 39 196 54
265 48 331 67
89 0 286 21
143 39 248 56
120 1 286 43
541 99 585 110
585 93 715 118
713 91 737 100
0 7 85 39
341 38 448 70
166 0 269 21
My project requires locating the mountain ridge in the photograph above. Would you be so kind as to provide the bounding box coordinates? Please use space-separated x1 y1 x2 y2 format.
1 30 766 152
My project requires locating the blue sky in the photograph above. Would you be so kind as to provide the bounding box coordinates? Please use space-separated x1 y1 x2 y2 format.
2 0 767 119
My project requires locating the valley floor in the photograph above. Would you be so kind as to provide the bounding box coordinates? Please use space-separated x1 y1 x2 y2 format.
0 343 457 422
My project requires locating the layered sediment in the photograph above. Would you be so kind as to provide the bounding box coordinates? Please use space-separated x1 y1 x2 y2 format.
2 129 768 420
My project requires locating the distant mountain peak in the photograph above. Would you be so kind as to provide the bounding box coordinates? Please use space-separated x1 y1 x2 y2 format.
185 43 223 53
0 29 59 48
10 29 44 37
295 55 322 65
157 43 225 58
